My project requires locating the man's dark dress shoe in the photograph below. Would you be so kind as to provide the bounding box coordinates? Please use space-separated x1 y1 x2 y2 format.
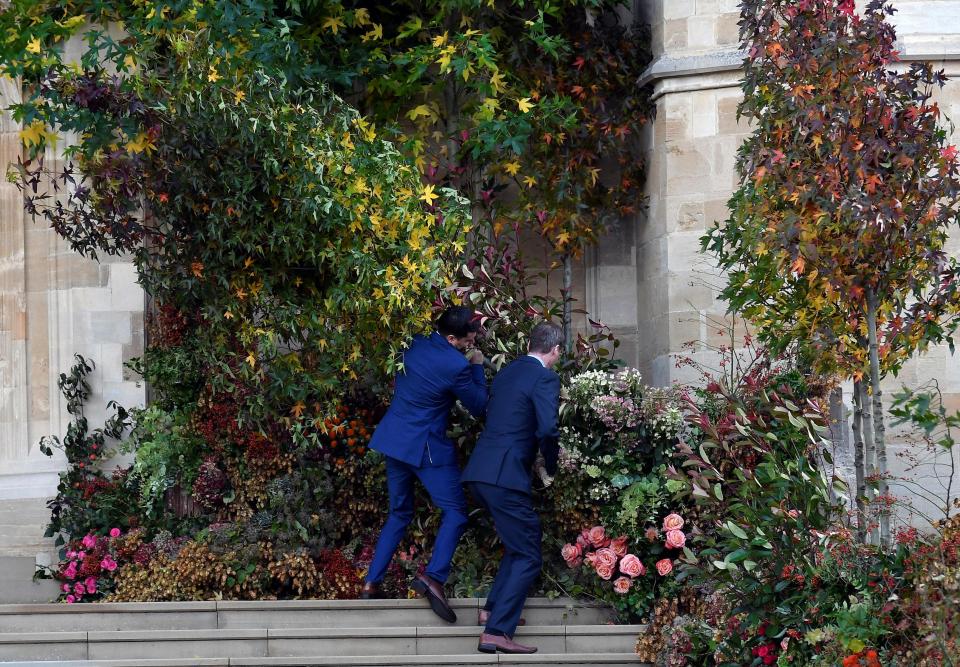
359 582 385 599
478 609 524 626
477 632 537 654
411 574 457 623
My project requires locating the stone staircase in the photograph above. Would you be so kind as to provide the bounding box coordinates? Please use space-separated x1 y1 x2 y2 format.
0 597 647 666
0 499 60 605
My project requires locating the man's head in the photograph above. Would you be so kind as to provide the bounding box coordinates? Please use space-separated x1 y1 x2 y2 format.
437 306 480 350
528 321 563 368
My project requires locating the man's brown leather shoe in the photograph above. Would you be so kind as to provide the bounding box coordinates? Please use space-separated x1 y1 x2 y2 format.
477 632 537 654
359 581 385 600
478 609 524 627
411 574 457 623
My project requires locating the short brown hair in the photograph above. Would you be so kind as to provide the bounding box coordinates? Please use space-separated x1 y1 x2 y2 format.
529 321 563 353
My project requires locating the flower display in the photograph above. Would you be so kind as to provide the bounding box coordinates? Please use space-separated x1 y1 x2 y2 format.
655 558 673 577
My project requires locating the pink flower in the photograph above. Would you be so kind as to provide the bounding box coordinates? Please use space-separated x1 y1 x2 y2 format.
561 543 582 566
65 595 76 604
576 531 590 550
61 584 70 593
109 528 121 538
74 583 86 596
655 559 673 576
100 556 117 572
593 547 618 569
662 513 685 532
64 562 78 580
787 509 799 519
66 550 77 560
84 577 97 594
595 562 615 580
665 529 686 550
588 526 609 548
613 576 632 594
610 535 629 557
644 527 659 542
82 534 97 550
619 554 645 578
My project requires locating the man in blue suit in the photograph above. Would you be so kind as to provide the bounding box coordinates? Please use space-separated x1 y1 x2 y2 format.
361 306 488 623
461 321 563 654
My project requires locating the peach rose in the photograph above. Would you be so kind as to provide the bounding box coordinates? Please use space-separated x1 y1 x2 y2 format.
655 558 673 576
662 513 685 532
594 547 618 569
588 525 610 548
613 576 632 594
619 553 645 578
577 530 590 549
561 543 582 565
595 562 615 580
610 535 629 557
665 529 686 550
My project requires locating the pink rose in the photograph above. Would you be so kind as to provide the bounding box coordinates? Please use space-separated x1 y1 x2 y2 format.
66 550 77 560
100 556 117 572
662 513 685 532
613 576 632 594
655 558 673 576
610 535 629 557
82 534 97 550
577 529 591 549
619 554 645 578
109 528 121 538
65 595 76 604
594 547 618 569
61 584 70 593
74 583 86 596
665 529 686 550
64 562 78 580
595 562 615 580
588 526 609 548
561 543 582 565
84 577 97 594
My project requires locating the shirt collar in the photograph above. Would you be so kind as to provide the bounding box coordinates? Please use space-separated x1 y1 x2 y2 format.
527 354 545 367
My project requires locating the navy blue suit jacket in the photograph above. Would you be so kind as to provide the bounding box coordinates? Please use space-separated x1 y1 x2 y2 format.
369 332 488 468
461 355 561 494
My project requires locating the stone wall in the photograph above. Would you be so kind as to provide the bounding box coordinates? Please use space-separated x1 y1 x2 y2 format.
0 41 146 558
627 0 960 525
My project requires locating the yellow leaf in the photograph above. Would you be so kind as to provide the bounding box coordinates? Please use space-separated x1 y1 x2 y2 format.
123 54 137 70
224 310 234 319
406 104 434 122
245 351 257 368
432 31 448 47
19 120 50 148
322 16 345 34
489 70 505 94
503 161 520 176
421 184 439 205
362 23 383 42
353 8 371 26
522 175 536 188
291 401 306 418
125 131 155 154
25 37 41 54
234 89 246 103
517 97 534 113
207 67 220 82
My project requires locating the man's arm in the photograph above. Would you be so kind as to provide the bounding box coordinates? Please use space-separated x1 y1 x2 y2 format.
533 372 561 476
452 361 488 418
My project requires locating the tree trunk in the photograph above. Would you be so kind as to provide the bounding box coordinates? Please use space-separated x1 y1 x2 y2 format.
866 289 890 546
562 254 573 354
859 378 877 544
851 381 867 543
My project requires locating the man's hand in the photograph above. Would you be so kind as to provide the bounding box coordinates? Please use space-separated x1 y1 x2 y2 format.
467 348 484 365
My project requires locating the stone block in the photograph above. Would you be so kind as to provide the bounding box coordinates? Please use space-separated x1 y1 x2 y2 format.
703 198 731 228
565 625 646 653
667 230 712 274
717 94 746 135
109 263 144 312
665 145 711 180
0 632 87 662
669 310 705 351
689 94 718 138
85 311 133 345
99 344 125 383
87 629 267 660
668 274 716 312
72 287 114 313
716 11 741 46
267 629 416 657
594 265 638 328
664 19 688 51
664 0 696 21
688 16 716 49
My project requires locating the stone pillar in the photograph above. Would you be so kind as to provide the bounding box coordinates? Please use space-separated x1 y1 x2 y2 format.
0 53 146 557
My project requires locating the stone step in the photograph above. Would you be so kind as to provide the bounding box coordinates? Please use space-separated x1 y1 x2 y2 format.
0 598 614 633
0 625 644 662
0 654 649 666
0 557 60 604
